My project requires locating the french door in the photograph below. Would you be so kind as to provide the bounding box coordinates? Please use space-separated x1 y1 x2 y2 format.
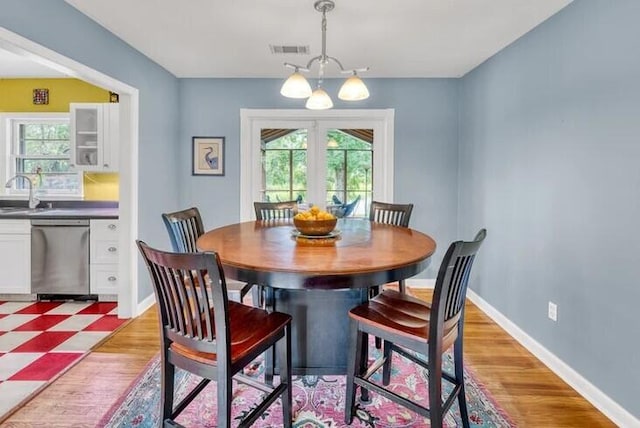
240 110 394 221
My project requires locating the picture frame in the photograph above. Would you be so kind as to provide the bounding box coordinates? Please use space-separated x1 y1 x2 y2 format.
33 88 49 105
192 136 225 176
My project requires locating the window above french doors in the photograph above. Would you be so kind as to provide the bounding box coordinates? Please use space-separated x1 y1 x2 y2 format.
240 109 395 221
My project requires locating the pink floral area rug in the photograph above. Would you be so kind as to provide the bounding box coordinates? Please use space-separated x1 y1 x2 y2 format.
99 344 514 427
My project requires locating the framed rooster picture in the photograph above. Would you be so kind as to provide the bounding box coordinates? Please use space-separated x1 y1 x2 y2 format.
192 136 225 176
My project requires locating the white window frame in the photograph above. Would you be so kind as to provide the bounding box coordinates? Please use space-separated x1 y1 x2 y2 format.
240 109 395 221
1 112 83 198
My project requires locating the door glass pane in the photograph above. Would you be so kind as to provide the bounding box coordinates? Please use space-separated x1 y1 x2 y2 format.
261 129 308 203
325 129 373 218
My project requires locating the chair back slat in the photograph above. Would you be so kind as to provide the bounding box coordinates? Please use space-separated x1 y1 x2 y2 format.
254 201 298 220
445 255 474 320
162 207 205 253
150 262 179 332
431 229 486 342
369 201 414 227
137 241 231 354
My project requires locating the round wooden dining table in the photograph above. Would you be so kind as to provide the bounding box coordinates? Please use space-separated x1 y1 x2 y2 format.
197 217 436 375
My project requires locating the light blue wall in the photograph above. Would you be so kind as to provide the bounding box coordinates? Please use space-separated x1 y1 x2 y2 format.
458 0 640 417
4 0 636 420
0 0 181 301
178 78 459 276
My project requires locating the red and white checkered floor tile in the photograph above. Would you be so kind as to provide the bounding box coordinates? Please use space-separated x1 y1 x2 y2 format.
0 300 126 418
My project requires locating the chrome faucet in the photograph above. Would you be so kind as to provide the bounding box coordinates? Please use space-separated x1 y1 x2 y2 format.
5 174 40 209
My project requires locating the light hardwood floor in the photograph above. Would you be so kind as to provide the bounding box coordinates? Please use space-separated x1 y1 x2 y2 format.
1 289 616 427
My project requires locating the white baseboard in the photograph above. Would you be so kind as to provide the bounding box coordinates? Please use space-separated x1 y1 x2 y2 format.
0 293 36 301
405 278 435 289
466 289 639 428
136 293 156 317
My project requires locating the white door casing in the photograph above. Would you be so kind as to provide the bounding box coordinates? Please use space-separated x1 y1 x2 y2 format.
240 109 395 221
0 27 140 318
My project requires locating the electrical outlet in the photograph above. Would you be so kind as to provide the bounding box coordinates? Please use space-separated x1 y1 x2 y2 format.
548 301 558 322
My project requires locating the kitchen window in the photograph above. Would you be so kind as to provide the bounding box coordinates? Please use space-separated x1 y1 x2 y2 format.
2 113 82 197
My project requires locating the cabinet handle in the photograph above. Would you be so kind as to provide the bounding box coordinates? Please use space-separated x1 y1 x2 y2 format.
108 276 117 282
104 164 109 168
108 224 117 230
108 246 117 252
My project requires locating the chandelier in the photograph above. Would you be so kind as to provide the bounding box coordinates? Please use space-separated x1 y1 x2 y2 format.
280 0 370 110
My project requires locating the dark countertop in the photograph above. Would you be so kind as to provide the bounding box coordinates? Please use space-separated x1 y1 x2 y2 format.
0 201 119 220
0 207 119 220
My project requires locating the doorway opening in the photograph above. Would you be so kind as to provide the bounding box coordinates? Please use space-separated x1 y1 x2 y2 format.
0 27 139 318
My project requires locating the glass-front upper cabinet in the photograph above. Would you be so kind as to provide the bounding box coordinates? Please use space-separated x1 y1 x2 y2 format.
69 103 119 172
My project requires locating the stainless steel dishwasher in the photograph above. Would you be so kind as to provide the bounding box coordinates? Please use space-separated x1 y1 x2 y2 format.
31 219 90 295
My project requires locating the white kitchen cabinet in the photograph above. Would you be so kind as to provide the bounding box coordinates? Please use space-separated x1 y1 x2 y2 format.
90 219 119 297
70 103 119 172
0 220 31 294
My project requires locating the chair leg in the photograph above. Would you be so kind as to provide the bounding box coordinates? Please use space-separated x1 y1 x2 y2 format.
398 279 406 294
369 286 383 350
160 353 175 422
217 370 233 428
428 351 444 428
278 323 292 428
265 346 274 386
369 286 379 299
382 340 392 385
344 320 363 424
264 286 275 385
454 338 470 428
359 331 370 403
240 283 255 304
375 336 382 349
251 284 264 309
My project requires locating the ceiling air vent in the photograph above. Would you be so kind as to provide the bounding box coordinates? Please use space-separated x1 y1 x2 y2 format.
269 45 310 55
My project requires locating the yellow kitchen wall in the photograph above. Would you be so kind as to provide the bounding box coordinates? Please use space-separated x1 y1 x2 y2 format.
84 173 118 201
0 78 110 111
1 78 120 201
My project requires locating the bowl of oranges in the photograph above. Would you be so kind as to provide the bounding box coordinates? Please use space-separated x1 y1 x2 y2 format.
293 205 337 236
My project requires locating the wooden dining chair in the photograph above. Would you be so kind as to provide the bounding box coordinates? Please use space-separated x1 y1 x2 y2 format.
137 241 293 428
368 200 414 294
254 200 298 220
344 229 487 428
162 207 253 303
251 200 299 309
369 200 413 227
369 201 413 295
368 200 414 349
369 201 413 297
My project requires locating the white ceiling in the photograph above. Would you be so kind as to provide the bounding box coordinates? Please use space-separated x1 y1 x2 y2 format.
3 0 573 79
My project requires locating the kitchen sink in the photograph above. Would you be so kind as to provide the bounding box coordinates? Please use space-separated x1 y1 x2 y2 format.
0 207 29 213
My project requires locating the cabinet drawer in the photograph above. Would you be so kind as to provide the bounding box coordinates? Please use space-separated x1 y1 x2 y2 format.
91 240 119 264
90 264 118 294
0 220 31 234
90 219 119 240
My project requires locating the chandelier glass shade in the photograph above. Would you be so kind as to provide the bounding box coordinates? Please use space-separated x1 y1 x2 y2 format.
280 70 312 99
338 73 370 101
280 0 369 110
306 87 333 110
